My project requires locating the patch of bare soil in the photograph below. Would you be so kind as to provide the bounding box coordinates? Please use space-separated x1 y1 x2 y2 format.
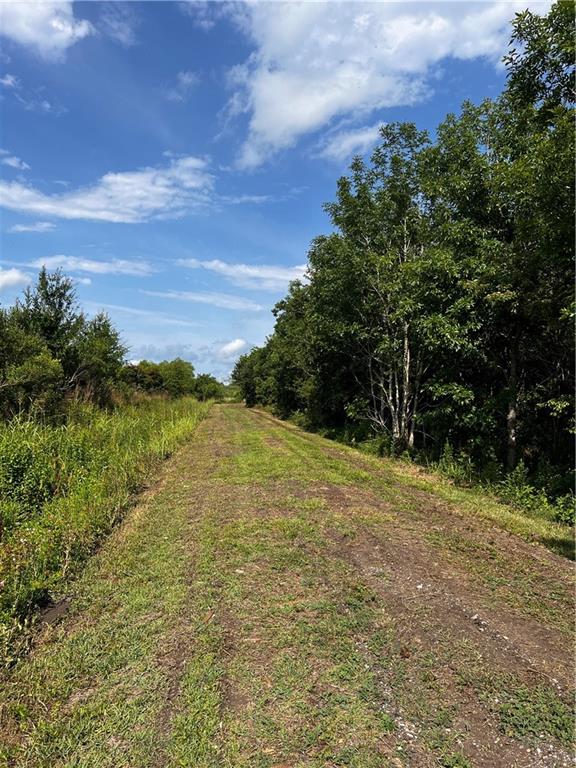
302 478 573 767
306 475 573 679
38 597 71 626
345 529 573 767
263 436 286 449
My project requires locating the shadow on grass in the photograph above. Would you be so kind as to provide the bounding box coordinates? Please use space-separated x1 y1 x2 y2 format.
540 535 575 561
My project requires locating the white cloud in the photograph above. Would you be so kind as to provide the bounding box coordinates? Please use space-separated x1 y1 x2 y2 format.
317 123 382 163
0 74 65 114
31 255 154 276
0 2 93 60
8 221 56 233
177 258 306 291
98 3 138 47
84 301 200 328
0 73 18 88
1 153 30 171
221 193 275 205
218 338 247 359
0 155 214 223
74 277 92 286
165 70 199 102
229 1 550 168
178 2 236 32
143 289 263 312
14 93 65 115
0 266 31 291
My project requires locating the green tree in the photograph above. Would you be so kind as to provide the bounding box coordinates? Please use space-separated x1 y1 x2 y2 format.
17 268 84 382
157 358 195 398
218 2 575 491
75 313 127 405
194 373 224 402
0 308 63 419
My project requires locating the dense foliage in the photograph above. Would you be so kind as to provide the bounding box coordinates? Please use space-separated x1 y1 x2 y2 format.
0 398 210 666
120 359 224 401
0 268 225 418
0 268 126 418
233 3 574 503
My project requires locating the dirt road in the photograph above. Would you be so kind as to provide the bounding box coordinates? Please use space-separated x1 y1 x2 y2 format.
1 405 573 767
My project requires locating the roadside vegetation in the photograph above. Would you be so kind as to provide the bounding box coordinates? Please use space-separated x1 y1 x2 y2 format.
0 396 210 668
297 424 575 547
0 270 219 666
232 3 575 528
1 406 572 767
0 266 225 420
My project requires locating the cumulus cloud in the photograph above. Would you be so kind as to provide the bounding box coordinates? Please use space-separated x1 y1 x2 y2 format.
165 70 199 102
317 123 383 163
8 221 56 233
31 255 154 276
0 266 31 291
0 1 93 60
228 1 549 168
0 155 214 223
218 338 247 359
177 258 306 291
143 289 263 312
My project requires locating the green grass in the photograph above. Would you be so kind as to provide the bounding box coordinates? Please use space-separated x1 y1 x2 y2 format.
312 428 574 560
455 664 574 746
0 397 210 667
275 410 575 560
423 529 573 632
385 461 575 560
0 404 573 767
0 439 207 766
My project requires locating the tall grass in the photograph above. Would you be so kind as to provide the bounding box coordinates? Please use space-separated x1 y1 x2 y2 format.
0 397 210 666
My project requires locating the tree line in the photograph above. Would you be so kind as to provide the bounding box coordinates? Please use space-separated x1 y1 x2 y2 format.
0 267 224 420
233 2 574 498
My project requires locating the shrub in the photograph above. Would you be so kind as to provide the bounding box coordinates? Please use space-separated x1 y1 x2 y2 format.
437 442 474 485
554 494 575 527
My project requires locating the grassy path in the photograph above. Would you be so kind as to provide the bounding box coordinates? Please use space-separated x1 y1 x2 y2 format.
1 405 573 767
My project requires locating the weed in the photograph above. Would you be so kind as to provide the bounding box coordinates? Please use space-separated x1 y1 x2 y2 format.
0 397 210 667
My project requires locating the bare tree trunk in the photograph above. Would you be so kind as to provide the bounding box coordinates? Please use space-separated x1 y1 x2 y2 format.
399 322 410 444
506 343 518 472
408 358 422 450
391 368 400 444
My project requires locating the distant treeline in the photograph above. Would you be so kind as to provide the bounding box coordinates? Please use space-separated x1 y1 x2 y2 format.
232 3 574 498
120 359 225 401
0 267 224 420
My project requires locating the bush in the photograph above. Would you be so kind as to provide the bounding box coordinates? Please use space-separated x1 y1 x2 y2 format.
288 410 312 430
491 462 575 526
554 494 575 526
437 442 474 485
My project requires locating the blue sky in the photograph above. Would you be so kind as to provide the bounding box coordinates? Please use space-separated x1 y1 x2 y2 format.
0 0 549 378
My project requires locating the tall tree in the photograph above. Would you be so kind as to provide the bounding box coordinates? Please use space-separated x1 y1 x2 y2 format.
17 268 84 382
